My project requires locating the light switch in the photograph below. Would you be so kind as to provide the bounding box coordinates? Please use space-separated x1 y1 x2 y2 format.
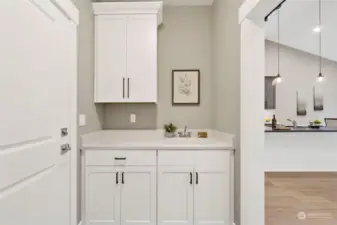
79 114 86 127
130 114 136 123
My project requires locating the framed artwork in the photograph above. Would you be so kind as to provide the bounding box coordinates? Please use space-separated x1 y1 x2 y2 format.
172 70 200 105
296 91 307 116
313 86 324 111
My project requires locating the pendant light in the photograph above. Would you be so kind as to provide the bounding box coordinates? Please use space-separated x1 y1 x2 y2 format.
316 0 325 82
273 8 284 86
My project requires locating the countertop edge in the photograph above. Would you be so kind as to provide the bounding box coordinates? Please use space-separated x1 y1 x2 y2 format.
81 146 235 151
265 130 337 133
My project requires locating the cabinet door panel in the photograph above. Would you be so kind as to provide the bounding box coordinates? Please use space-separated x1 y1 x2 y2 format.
95 15 127 102
126 15 157 102
158 167 194 225
85 167 121 225
194 168 231 225
121 167 156 225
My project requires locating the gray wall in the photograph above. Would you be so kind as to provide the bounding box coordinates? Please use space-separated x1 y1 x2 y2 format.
265 40 337 125
71 0 103 223
157 6 213 129
212 0 241 224
75 1 104 135
103 6 213 130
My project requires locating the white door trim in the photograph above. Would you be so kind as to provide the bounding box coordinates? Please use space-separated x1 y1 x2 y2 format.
52 1 79 225
53 0 79 25
70 20 79 225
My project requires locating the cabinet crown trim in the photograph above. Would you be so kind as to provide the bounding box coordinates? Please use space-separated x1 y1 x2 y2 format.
93 2 163 25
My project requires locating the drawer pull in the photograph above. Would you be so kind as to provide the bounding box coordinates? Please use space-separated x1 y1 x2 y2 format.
114 157 127 160
122 172 125 184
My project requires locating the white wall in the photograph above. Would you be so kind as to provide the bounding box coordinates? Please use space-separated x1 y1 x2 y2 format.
212 0 242 224
240 19 265 225
266 40 337 125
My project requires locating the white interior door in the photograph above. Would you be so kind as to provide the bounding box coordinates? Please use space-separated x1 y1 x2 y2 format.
121 167 156 225
0 1 76 225
194 168 231 225
95 15 127 103
126 15 157 103
158 167 194 225
85 167 121 225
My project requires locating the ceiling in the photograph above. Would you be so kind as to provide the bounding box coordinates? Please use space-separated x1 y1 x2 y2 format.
265 0 337 62
92 0 214 6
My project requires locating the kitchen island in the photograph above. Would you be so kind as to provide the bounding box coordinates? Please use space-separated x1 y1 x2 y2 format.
265 127 337 171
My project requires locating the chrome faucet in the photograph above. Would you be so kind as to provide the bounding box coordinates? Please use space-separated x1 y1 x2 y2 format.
287 118 298 128
178 125 192 138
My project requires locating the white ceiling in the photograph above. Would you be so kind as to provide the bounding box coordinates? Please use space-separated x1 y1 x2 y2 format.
92 0 214 6
265 0 337 62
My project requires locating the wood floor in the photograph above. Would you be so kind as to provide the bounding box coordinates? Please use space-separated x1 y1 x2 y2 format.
265 172 337 225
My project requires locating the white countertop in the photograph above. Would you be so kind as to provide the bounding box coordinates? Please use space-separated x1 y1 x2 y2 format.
81 130 235 150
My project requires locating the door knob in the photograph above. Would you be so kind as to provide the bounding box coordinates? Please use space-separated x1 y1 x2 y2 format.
61 143 71 154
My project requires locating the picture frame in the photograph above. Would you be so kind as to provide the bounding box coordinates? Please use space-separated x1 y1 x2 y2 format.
172 70 200 105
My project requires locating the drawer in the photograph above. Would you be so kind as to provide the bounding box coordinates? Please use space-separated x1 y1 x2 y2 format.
158 150 231 168
85 150 156 166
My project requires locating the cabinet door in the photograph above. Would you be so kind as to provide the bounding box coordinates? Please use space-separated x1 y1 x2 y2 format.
158 167 194 225
85 167 121 225
121 167 156 225
95 15 127 103
194 168 231 225
126 15 157 103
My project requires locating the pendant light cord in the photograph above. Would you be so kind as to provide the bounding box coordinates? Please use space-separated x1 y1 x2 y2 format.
277 9 280 75
319 0 322 74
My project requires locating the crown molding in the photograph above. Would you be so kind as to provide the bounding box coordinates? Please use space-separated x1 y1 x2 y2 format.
93 2 163 25
163 0 214 6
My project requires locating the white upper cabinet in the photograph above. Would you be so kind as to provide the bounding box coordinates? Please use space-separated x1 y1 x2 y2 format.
126 15 157 103
95 15 127 103
93 2 163 103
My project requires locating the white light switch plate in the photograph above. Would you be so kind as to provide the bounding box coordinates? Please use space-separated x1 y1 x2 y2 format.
79 114 86 127
130 114 136 123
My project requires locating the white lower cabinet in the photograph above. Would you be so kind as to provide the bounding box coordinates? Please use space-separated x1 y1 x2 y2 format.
84 150 232 225
194 168 230 225
84 150 157 225
158 151 232 225
158 167 194 225
85 167 121 225
121 167 156 225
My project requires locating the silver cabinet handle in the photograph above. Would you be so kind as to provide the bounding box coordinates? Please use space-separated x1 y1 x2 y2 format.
61 143 71 154
123 78 125 98
127 78 130 98
116 172 119 184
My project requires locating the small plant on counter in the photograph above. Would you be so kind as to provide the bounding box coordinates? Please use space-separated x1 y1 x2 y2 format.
164 123 177 133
